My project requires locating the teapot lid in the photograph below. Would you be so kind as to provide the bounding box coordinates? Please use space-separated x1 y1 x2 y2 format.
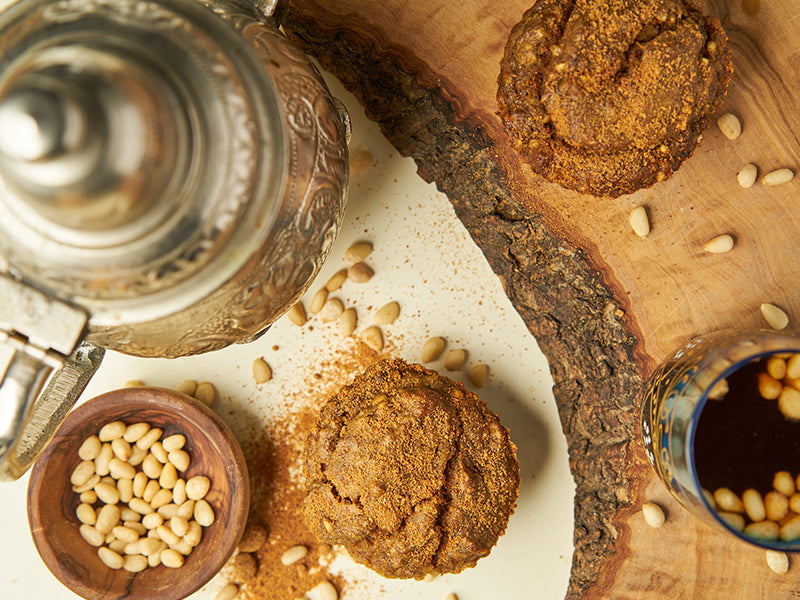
0 0 286 326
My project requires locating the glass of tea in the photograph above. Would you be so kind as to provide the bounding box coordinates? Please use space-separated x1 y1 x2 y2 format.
641 329 800 549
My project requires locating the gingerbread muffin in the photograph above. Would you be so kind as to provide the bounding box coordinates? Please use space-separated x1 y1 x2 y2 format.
497 0 732 197
302 358 519 580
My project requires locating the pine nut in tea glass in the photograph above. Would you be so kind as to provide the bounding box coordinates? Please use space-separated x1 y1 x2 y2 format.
640 329 800 550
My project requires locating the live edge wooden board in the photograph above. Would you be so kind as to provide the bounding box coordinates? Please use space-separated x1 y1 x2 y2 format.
271 0 798 597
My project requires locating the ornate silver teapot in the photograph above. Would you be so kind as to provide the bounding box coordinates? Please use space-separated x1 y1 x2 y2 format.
0 0 349 479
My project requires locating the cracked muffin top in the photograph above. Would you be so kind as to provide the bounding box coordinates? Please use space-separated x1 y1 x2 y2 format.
301 358 519 579
497 0 732 197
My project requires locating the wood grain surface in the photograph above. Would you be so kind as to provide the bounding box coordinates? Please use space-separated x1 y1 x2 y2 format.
276 0 800 598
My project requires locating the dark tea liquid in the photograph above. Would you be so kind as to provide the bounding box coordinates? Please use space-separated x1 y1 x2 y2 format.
693 356 800 495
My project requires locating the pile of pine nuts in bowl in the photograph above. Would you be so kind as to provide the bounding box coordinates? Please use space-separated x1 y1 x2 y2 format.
26 386 249 600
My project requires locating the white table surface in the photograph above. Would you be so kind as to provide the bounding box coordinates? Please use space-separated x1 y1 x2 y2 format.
0 54 575 600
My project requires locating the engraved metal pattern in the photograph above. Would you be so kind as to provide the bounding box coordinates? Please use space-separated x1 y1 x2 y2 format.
86 2 348 357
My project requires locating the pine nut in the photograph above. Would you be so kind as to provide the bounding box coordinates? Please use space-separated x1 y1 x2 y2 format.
717 113 741 140
176 380 198 396
151 489 174 509
95 504 121 535
757 372 783 400
99 421 127 442
172 479 187 505
170 516 190 537
98 547 124 569
642 502 665 528
765 491 790 522
337 308 357 336
162 434 186 453
142 454 163 479
109 458 136 480
761 303 789 331
720 510 746 531
287 302 307 326
345 241 373 263
787 354 800 379
80 491 97 505
117 478 134 503
124 380 145 388
421 337 446 362
73 473 100 494
468 363 490 388
762 168 794 186
713 488 744 513
94 444 113 476
142 513 164 530
629 205 650 238
185 521 203 546
129 498 154 515
160 548 184 568
374 301 400 325
779 386 800 420
194 382 216 406
95 482 121 505
123 423 150 443
148 551 163 568
71 460 96 487
703 234 734 254
157 503 180 519
112 525 140 544
252 358 272 384
309 288 328 314
76 504 97 525
216 583 240 600
159 463 178 490
177 500 195 520
781 514 800 541
143 479 160 503
194 499 215 526
315 580 339 600
280 545 308 565
79 524 105 547
186 476 211 501
157 524 181 546
766 550 789 574
124 521 146 536
325 269 348 292
128 445 147 466
362 325 384 352
150 441 168 463
445 594 459 600
319 298 345 323
444 349 467 371
111 438 133 462
767 356 788 380
78 435 102 461
168 450 191 472
347 262 374 283
123 554 148 573
743 489 766 522
744 520 780 541
120 507 140 522
737 163 758 188
774 471 796 497
136 427 163 451
138 537 163 556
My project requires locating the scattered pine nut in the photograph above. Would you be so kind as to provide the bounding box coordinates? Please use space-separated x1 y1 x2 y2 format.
325 269 348 292
443 349 467 371
216 583 240 600
252 357 272 384
337 308 357 336
287 302 307 326
319 298 345 323
703 234 734 254
348 262 374 283
717 113 741 140
362 326 384 352
280 545 308 566
309 288 328 315
737 163 758 188
629 205 650 238
344 241 373 263
314 581 339 600
194 381 217 406
374 301 400 325
761 303 789 331
468 364 489 388
123 380 146 388
762 168 794 186
445 595 459 600
349 150 373 173
421 337 446 363
642 502 665 528
176 379 198 397
766 550 789 574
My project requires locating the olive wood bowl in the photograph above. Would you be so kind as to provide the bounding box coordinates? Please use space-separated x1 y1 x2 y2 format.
27 386 249 600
